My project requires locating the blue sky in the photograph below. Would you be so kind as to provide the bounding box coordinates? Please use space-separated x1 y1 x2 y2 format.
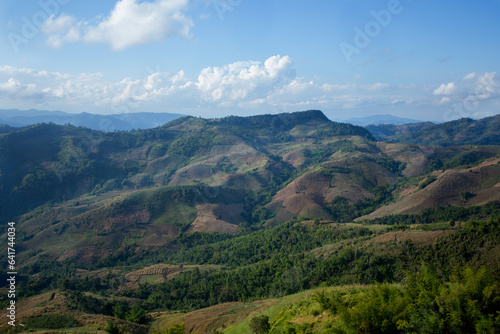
0 0 499 122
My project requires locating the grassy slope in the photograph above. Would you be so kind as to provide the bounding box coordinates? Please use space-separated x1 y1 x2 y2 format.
149 217 500 333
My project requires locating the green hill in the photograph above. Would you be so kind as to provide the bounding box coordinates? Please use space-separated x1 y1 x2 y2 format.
366 114 500 146
0 110 499 334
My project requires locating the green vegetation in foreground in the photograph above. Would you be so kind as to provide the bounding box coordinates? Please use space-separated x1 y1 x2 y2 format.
11 217 500 318
1 219 498 334
221 266 499 334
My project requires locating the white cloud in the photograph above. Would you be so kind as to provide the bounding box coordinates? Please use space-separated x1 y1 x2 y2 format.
42 14 76 34
463 72 477 80
366 83 390 91
438 97 450 104
0 78 41 99
433 82 456 95
465 72 498 99
0 56 297 112
391 99 408 105
41 0 193 50
43 14 82 49
438 72 500 122
1 57 497 121
196 55 295 102
322 83 355 91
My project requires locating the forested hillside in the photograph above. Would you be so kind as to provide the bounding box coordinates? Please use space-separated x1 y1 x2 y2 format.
0 110 499 333
366 114 500 146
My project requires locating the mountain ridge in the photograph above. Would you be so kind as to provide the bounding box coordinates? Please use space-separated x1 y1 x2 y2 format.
366 114 500 146
1 109 498 268
337 114 425 126
0 108 184 131
0 109 499 334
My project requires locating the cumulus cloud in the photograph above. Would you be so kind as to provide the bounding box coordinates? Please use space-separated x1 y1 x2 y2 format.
433 82 456 95
438 72 500 122
42 14 81 49
0 56 297 111
437 97 450 104
3 56 496 121
432 73 499 103
0 78 43 100
366 83 390 91
463 72 477 80
196 55 296 102
41 0 193 50
463 72 499 99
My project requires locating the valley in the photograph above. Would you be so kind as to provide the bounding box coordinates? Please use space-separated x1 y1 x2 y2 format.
0 110 499 333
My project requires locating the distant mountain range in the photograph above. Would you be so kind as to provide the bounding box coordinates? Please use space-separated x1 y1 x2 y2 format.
0 109 184 131
2 109 498 148
334 114 425 126
0 109 429 132
366 114 500 146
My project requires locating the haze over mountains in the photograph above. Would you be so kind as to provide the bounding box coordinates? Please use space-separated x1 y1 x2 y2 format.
0 109 184 131
2 108 499 148
367 113 500 146
334 114 424 126
1 109 427 130
1 109 424 130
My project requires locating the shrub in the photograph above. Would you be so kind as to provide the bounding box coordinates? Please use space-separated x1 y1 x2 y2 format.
249 315 271 334
24 314 80 329
419 175 437 189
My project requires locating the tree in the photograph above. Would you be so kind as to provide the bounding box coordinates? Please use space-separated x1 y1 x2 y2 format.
125 304 147 324
461 191 473 201
249 315 271 334
112 302 128 320
165 323 185 334
104 320 120 334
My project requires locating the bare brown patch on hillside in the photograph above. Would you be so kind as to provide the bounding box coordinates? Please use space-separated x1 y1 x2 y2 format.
152 300 278 334
270 169 375 221
169 164 214 185
219 173 263 189
57 246 110 266
283 149 309 168
186 203 241 234
71 264 222 292
0 291 148 333
137 223 179 247
380 143 430 177
103 206 151 231
167 143 268 186
270 173 331 220
475 156 500 167
358 164 497 220
356 143 380 154
370 230 455 245
122 264 183 290
187 218 239 234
